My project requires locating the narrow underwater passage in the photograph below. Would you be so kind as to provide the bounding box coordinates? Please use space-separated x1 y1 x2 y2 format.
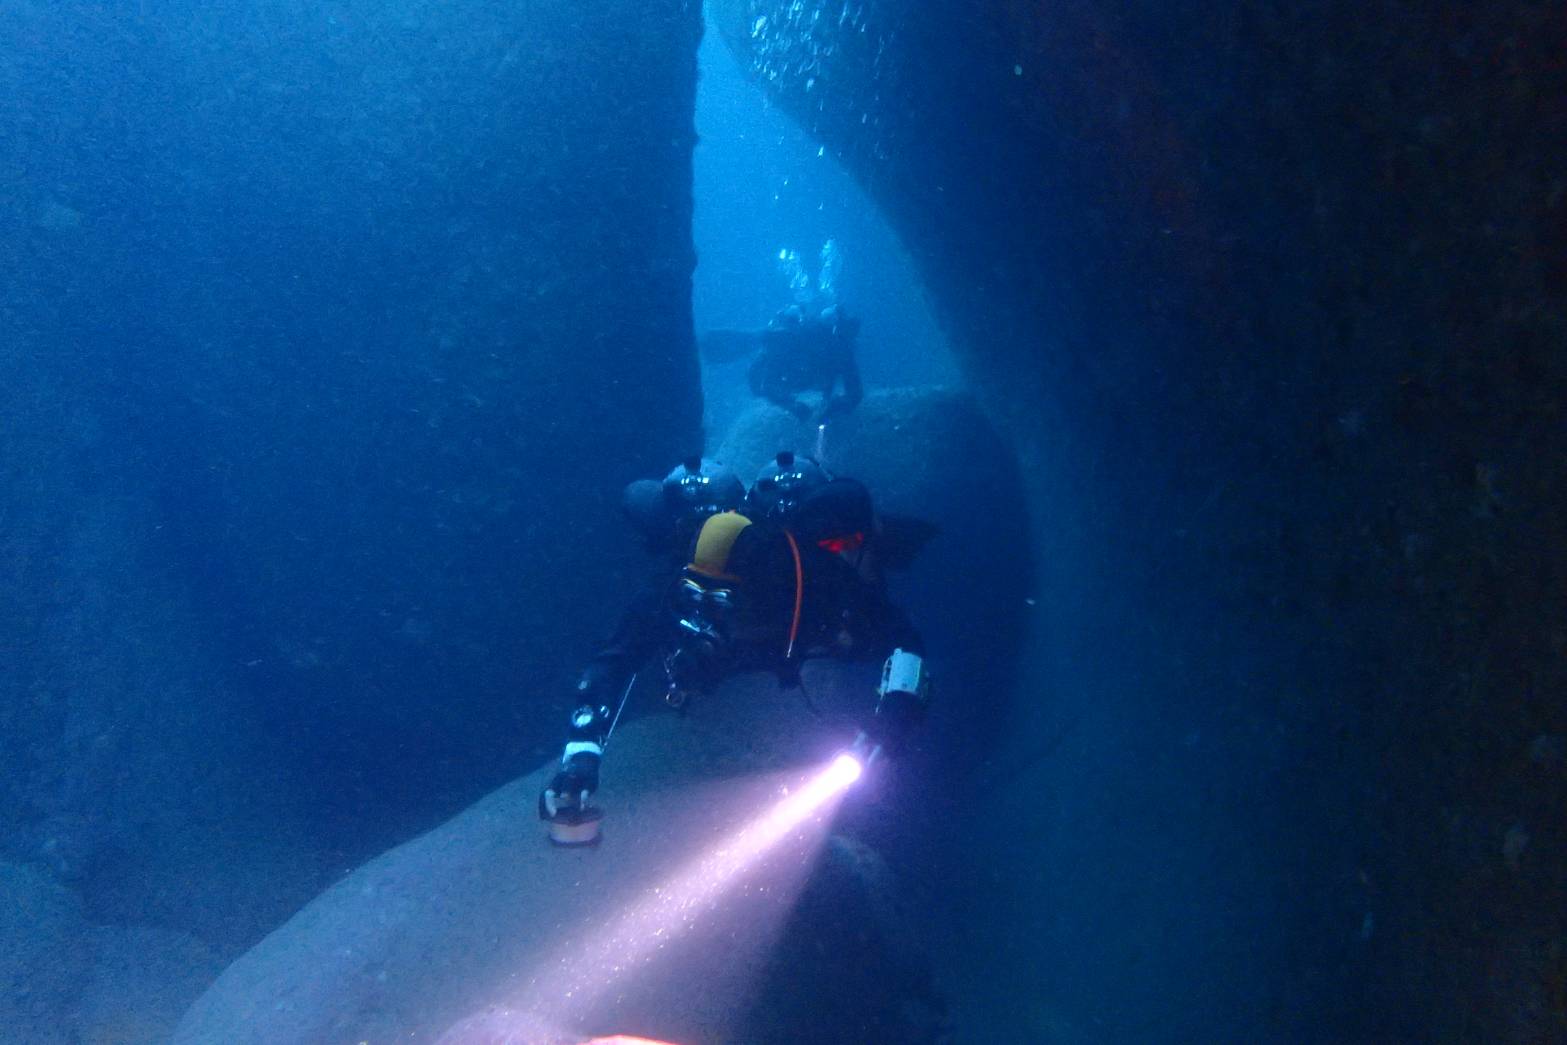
691 8 956 439
3 1 1563 1042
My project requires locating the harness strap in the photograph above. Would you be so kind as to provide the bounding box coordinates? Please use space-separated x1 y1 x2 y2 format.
782 528 804 659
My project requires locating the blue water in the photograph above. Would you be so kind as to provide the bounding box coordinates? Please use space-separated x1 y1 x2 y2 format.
4 2 1550 1043
693 18 955 435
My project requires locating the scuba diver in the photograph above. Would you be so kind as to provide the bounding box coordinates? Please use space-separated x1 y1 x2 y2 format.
754 303 863 422
699 241 865 423
540 451 929 844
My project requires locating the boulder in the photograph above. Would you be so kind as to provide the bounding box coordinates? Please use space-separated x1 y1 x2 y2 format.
175 663 943 1044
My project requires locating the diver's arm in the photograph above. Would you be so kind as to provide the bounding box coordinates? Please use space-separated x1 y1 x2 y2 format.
540 703 611 819
866 587 924 658
848 644 930 769
540 582 664 819
575 582 665 703
855 594 929 760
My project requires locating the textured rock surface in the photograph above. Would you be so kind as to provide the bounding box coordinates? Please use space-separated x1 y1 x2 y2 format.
175 663 942 1045
713 1 1567 1040
0 863 91 1045
0 862 227 1045
76 926 223 1045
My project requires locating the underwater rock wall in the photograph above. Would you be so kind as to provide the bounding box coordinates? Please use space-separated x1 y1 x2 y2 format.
713 1 1567 1041
0 251 322 956
1 0 702 967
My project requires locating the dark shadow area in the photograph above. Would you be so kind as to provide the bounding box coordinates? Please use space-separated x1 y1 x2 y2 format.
712 1 1567 1041
1 0 703 978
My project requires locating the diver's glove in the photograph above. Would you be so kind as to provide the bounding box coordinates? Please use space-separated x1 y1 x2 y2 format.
539 703 610 820
540 749 599 819
862 649 931 760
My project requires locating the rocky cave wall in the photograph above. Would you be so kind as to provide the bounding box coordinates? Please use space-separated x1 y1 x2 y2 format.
1 0 704 1022
714 1 1566 1041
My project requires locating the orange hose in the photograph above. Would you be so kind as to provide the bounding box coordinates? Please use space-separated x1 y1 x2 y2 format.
782 528 804 659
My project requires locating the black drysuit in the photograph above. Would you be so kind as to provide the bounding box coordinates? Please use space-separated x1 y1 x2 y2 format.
571 514 921 724
746 317 864 419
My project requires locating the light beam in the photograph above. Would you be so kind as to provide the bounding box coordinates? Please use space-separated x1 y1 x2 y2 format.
521 753 863 1030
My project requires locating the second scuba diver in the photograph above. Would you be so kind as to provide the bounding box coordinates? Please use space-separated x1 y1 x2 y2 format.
701 304 865 424
539 452 929 844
